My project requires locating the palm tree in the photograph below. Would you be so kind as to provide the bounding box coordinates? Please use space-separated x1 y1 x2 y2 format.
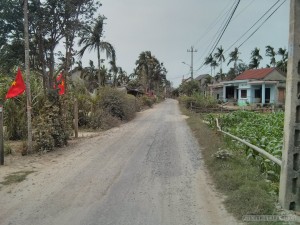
249 58 259 69
227 47 241 76
211 60 219 76
277 47 288 72
78 16 115 87
79 60 98 92
204 54 214 75
117 67 129 86
214 46 225 76
249 47 263 69
109 57 118 87
265 45 276 67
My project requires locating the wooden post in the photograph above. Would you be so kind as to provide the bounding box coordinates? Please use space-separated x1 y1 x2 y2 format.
0 105 4 165
74 99 78 138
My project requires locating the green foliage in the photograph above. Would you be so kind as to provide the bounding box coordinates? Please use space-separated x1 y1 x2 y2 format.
225 181 275 219
181 107 279 222
178 92 218 109
34 98 69 152
206 110 283 182
139 95 156 108
4 143 12 155
178 80 201 96
212 149 233 160
99 87 136 121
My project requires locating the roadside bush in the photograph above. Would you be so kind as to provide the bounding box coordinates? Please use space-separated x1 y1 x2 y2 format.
88 109 120 129
34 97 69 152
99 88 136 121
140 95 155 107
179 92 218 109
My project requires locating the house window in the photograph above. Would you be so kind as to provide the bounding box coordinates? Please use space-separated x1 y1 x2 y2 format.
241 89 247 98
255 89 261 98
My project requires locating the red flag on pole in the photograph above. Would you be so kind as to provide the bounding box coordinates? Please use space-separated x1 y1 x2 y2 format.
5 68 26 99
56 73 65 95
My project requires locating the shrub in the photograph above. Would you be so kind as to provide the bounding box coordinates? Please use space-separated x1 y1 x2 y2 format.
99 88 136 121
33 97 69 152
179 92 218 109
140 95 156 108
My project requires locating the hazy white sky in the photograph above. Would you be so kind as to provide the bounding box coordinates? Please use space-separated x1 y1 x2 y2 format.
82 0 289 87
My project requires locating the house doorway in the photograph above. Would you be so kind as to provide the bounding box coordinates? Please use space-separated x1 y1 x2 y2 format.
265 88 270 103
225 86 235 100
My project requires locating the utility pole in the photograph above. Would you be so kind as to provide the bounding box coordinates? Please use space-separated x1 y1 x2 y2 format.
279 0 300 211
24 0 33 153
187 46 197 80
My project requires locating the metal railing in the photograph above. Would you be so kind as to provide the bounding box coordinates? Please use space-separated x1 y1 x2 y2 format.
216 118 282 166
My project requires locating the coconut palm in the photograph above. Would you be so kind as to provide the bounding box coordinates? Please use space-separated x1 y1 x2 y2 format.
265 45 276 67
214 46 225 76
249 47 263 69
211 60 219 76
78 16 115 86
204 54 214 75
227 47 241 76
276 47 288 72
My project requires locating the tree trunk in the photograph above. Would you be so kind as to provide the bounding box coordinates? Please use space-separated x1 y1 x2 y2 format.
97 44 101 87
24 0 33 153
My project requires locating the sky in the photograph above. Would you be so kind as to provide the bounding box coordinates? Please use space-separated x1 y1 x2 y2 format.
80 0 290 87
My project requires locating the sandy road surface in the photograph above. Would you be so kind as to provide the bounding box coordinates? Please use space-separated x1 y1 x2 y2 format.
0 99 239 225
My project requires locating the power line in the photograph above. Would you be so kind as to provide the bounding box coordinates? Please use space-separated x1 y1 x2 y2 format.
195 0 241 72
237 0 287 49
192 2 235 47
225 0 282 53
208 0 241 56
195 0 238 64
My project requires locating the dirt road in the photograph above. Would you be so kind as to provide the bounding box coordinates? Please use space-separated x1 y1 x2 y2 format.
0 99 239 225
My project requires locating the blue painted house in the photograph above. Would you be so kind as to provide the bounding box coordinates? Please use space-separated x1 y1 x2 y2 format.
222 68 286 105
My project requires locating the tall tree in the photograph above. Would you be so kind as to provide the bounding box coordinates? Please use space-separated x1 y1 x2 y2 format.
249 47 263 69
276 47 288 72
210 60 219 76
265 45 276 67
227 47 241 76
78 16 115 87
214 46 225 75
204 54 214 76
135 51 168 92
24 0 33 153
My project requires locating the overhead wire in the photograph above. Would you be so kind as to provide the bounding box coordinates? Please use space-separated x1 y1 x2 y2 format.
195 0 241 72
192 1 235 48
225 0 282 53
198 2 236 62
237 0 287 49
195 0 238 64
196 0 287 73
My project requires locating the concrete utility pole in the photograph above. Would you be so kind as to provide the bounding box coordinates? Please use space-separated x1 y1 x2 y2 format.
279 0 300 211
187 46 197 80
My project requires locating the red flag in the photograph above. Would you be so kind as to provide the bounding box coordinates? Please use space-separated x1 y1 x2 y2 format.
5 68 26 99
56 73 65 95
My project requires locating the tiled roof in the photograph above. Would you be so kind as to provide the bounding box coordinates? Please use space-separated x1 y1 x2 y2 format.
195 74 210 81
235 68 275 80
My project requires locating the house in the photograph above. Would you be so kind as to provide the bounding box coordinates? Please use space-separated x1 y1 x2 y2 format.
222 68 286 106
194 74 211 94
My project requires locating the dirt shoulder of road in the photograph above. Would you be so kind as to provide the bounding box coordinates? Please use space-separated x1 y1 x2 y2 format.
179 105 300 225
0 130 102 186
